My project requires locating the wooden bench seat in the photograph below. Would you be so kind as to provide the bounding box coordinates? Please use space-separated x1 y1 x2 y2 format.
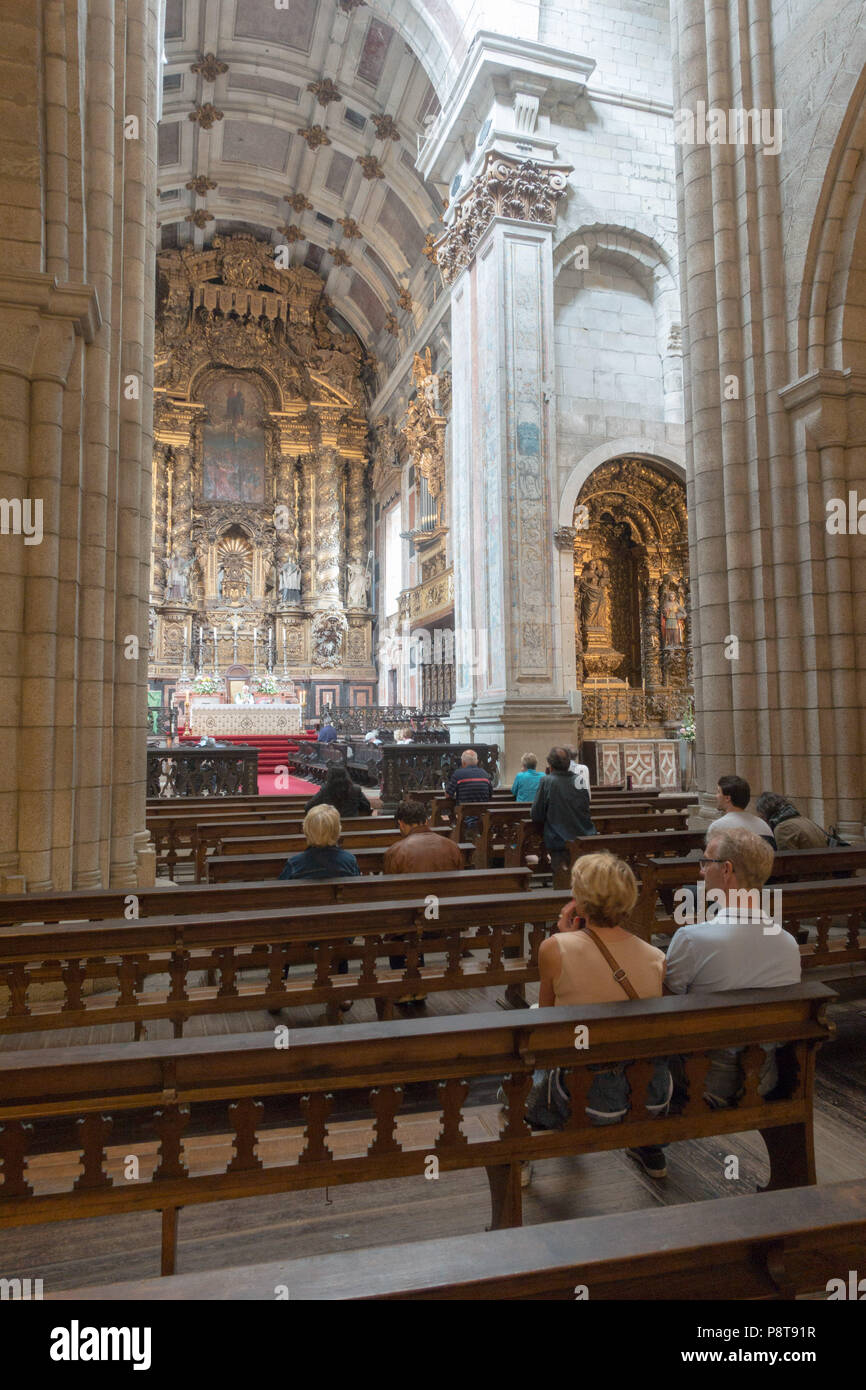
0 866 533 927
206 842 475 882
0 982 833 1276
214 824 453 858
0 888 570 1036
54 1177 866 1301
192 815 397 879
634 846 866 935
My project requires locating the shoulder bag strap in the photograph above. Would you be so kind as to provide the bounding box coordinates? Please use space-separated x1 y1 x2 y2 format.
581 926 640 1001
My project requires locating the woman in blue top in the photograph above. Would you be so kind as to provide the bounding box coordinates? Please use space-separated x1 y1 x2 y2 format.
278 805 359 1006
511 753 544 802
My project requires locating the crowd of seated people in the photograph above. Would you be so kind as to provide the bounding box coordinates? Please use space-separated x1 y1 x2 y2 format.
273 752 815 1173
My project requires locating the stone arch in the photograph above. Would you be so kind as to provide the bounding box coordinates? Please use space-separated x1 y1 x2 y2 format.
558 436 686 529
554 225 682 423
797 64 866 375
571 455 690 700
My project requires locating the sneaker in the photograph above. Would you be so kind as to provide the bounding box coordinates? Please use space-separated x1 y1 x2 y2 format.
626 1146 667 1179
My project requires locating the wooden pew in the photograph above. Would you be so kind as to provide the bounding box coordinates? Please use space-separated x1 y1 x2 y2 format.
560 830 707 889
448 804 688 869
214 825 454 859
206 842 476 882
0 887 570 1036
0 866 533 927
0 982 833 1276
192 815 398 880
630 867 866 973
635 846 866 938
61 1177 866 1301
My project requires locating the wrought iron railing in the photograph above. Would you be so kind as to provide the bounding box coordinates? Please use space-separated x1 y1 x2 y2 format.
321 703 452 734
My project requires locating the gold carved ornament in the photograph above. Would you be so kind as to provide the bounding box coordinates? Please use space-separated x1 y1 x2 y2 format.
433 155 572 285
403 349 446 502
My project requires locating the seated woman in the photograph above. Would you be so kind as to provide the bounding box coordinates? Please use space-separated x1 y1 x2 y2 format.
304 764 373 817
279 804 360 881
278 805 359 1006
532 851 672 1180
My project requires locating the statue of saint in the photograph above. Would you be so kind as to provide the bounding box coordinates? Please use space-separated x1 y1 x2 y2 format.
166 552 191 603
662 584 687 648
346 560 370 608
581 560 612 638
279 558 302 603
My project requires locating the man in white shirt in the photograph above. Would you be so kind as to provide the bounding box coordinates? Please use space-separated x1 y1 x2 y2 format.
665 827 801 1104
712 774 775 844
567 745 591 799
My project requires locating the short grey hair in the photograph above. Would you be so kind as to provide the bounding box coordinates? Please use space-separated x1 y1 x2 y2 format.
706 827 774 889
461 749 478 766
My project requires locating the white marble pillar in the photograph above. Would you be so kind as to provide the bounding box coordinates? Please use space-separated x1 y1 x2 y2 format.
445 197 577 781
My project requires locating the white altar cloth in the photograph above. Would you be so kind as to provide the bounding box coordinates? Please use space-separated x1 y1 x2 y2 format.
189 704 303 736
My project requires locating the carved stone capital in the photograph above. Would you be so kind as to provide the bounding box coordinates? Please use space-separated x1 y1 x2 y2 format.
433 154 572 285
553 525 577 551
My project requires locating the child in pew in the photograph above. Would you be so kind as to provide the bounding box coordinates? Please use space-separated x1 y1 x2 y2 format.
515 852 672 1183
276 805 359 1010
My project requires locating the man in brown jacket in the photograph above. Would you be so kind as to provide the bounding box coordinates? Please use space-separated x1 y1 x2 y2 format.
383 799 463 1001
383 799 464 874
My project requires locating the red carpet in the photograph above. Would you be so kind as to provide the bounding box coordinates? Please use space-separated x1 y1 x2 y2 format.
257 772 318 795
177 728 320 793
179 730 313 775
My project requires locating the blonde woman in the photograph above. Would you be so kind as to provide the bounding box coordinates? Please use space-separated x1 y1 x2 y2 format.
278 805 360 882
277 805 358 1011
531 852 672 1179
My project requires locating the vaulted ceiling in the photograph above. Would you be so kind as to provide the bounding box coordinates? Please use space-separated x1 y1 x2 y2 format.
158 0 447 377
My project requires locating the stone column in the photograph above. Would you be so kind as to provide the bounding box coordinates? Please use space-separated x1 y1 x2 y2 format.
669 0 866 832
438 159 576 781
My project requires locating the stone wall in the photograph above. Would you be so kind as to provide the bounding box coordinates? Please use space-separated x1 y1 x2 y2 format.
670 0 866 836
0 0 161 891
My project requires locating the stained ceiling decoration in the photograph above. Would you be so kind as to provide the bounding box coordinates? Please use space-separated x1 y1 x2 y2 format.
159 0 447 377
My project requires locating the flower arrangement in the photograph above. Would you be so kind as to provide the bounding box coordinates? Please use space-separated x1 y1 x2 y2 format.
253 674 279 695
192 674 221 695
678 697 696 743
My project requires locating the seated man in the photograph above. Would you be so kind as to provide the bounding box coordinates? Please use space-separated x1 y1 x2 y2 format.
316 720 338 744
531 746 596 877
712 773 775 846
511 753 544 803
665 827 802 1105
383 800 463 1002
445 748 492 804
755 792 829 850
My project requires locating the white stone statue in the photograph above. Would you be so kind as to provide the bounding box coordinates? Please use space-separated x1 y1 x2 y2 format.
166 552 192 603
279 557 302 602
346 560 370 608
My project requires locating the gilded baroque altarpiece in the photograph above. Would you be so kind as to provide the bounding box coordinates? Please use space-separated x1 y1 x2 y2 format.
149 235 376 690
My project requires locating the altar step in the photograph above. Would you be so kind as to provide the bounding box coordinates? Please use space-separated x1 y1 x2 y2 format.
178 732 297 774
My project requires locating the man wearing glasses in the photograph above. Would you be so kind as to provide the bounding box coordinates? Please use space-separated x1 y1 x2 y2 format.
664 827 801 1106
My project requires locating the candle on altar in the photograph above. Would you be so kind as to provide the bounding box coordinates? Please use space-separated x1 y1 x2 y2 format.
253 627 258 672
212 627 218 668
